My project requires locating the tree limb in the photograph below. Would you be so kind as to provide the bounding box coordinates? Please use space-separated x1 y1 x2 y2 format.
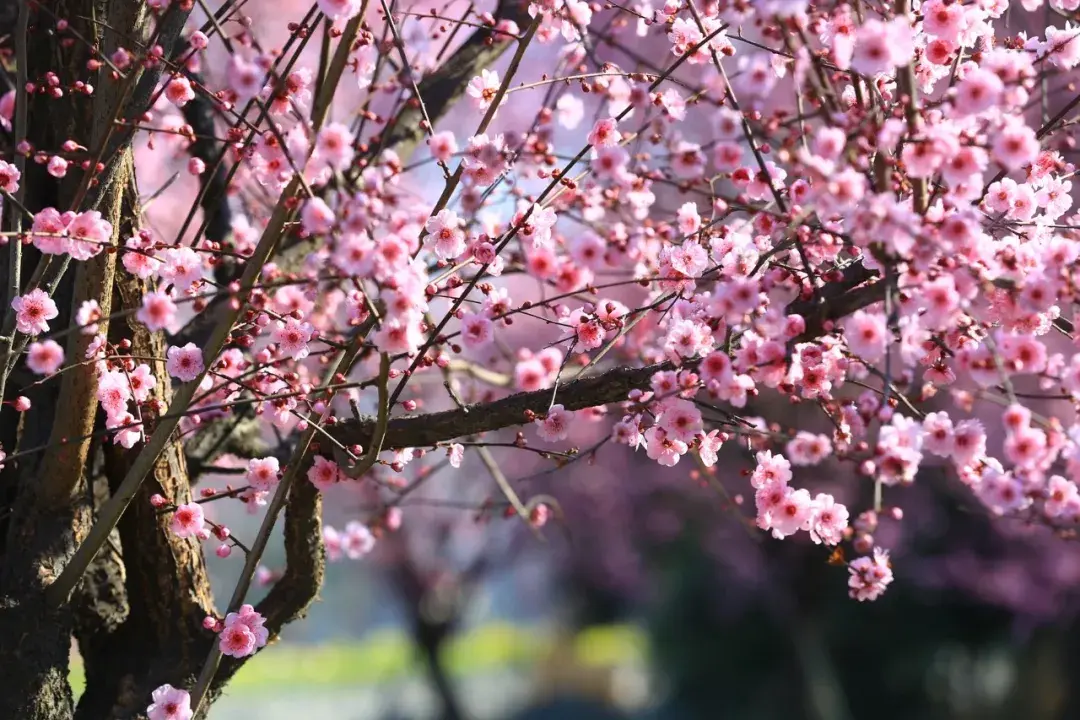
330 361 672 452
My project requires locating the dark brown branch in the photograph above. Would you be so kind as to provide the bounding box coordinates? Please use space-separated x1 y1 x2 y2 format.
787 262 884 345
330 361 673 451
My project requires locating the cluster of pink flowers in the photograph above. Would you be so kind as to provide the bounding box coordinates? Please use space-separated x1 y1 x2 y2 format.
21 8 1080 710
217 604 269 659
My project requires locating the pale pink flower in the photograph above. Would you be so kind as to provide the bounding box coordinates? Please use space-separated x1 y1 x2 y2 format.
808 493 849 545
75 299 102 334
343 521 376 559
315 122 355 171
770 487 813 539
246 457 280 491
166 344 204 382
66 210 112 260
170 502 205 539
46 156 68 178
588 117 622 148
848 547 894 601
536 404 573 442
467 69 501 110
425 209 466 259
164 76 195 107
128 364 156 403
272 318 314 359
448 443 465 468
224 604 269 649
107 411 143 449
1045 475 1080 518
218 620 257 658
301 198 336 235
160 247 203 292
843 310 887 362
428 131 458 162
307 455 341 491
137 291 177 332
31 207 73 255
318 0 364 20
992 121 1039 171
921 411 955 457
147 684 193 720
26 340 64 376
644 425 688 466
12 289 58 336
460 312 494 349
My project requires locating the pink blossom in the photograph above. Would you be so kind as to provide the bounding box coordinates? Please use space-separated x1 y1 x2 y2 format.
66 210 112 260
425 209 466 259
164 76 195 107
30 207 73 255
644 425 688 466
301 198 336 235
343 521 376 559
467 69 501 111
159 247 203 292
769 487 813 539
46 156 68 178
588 117 622 148
218 620 257 658
0 159 20 193
307 455 341 491
166 344 204 382
138 291 178 332
128 364 156 403
246 457 280 491
147 684 193 720
170 502 205 539
315 122 355 171
848 547 894 601
12 289 58 336
460 312 494 349
26 340 64 376
272 318 314 359
75 299 102 334
318 0 364 20
809 494 849 545
843 310 887 361
536 404 573 442
1045 475 1080 518
428 131 458 162
448 443 465 468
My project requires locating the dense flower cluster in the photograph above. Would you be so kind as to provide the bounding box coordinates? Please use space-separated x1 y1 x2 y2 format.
4 0 1080 713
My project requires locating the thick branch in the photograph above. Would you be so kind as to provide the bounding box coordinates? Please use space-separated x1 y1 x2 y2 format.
330 361 672 451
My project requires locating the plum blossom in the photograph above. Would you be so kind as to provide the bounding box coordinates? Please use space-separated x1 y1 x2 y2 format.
246 457 280 491
166 344 204 382
26 340 64 376
170 503 205 539
848 547 894 601
536 404 573 442
147 684 193 720
12 289 58 336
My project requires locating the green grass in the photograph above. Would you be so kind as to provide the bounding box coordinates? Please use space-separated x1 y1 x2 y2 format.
71 623 647 696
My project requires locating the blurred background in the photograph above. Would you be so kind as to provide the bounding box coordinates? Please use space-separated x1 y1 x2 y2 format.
86 434 1080 720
